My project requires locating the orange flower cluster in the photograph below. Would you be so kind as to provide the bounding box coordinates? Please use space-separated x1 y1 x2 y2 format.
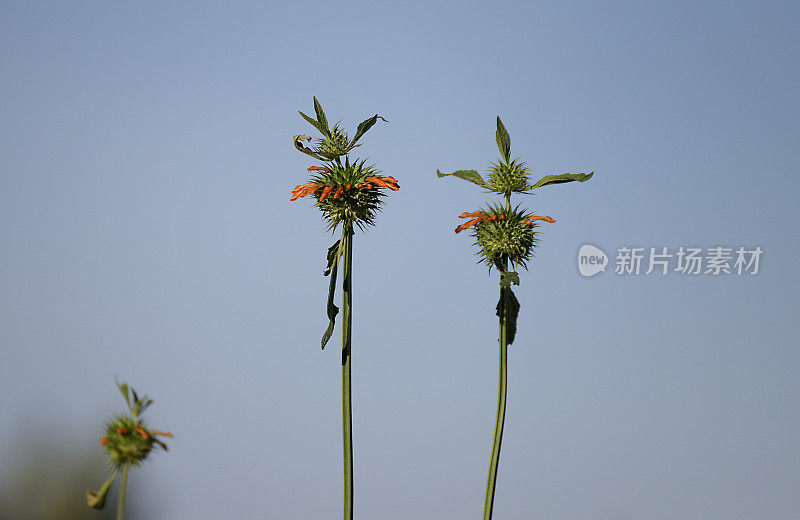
455 211 556 233
290 166 400 202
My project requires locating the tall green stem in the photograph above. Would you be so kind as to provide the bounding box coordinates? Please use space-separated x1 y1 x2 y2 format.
483 252 510 520
341 222 354 520
116 463 129 520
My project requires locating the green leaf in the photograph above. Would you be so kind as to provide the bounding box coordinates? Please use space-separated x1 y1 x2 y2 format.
298 111 330 138
352 114 387 146
500 270 520 288
496 287 521 346
115 378 130 408
313 97 330 136
140 398 154 414
294 135 326 160
530 171 594 189
496 116 511 163
321 240 342 350
436 169 488 188
323 239 341 276
86 468 117 510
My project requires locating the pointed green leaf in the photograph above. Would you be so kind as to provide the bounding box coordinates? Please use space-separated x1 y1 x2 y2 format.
436 169 488 188
115 378 130 408
507 288 520 345
496 116 511 163
530 171 594 189
323 239 341 276
352 114 387 146
140 398 153 414
86 468 117 510
500 270 520 288
321 240 342 349
496 287 521 346
294 135 326 160
313 97 330 135
298 111 329 138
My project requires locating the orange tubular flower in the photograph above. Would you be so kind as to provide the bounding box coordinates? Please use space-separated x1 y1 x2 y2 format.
307 166 331 173
379 176 401 191
333 186 345 198
455 211 493 233
525 215 556 225
319 185 335 201
291 183 325 201
100 437 109 446
305 184 324 196
364 176 400 191
455 218 484 233
292 181 317 192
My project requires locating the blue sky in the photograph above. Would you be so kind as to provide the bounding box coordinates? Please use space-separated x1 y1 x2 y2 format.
1 1 799 519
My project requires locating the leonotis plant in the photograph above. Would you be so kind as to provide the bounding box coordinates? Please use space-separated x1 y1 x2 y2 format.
87 380 172 520
437 117 593 520
291 97 398 520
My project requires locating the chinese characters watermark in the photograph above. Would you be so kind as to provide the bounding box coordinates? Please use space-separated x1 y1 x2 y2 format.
578 245 762 278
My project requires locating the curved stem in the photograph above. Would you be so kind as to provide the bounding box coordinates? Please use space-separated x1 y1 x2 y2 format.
341 222 354 520
483 256 510 520
116 463 129 520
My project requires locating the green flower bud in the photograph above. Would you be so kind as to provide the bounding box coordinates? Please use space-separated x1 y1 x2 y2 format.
316 123 354 160
488 158 530 196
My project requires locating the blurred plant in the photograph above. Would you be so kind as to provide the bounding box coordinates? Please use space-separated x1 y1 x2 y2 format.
437 117 593 520
291 97 398 520
86 380 172 520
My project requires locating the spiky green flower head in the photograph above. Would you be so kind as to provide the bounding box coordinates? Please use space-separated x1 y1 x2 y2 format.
102 416 158 468
488 158 531 196
473 204 540 270
454 205 555 271
97 382 172 469
303 158 400 232
316 122 352 160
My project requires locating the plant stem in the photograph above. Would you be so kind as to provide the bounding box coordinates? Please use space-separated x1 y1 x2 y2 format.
341 222 354 520
483 255 510 520
117 463 129 520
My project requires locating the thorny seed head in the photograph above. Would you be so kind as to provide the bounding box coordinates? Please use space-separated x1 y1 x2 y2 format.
100 416 172 468
292 159 400 232
488 158 530 196
316 123 353 160
459 204 555 270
